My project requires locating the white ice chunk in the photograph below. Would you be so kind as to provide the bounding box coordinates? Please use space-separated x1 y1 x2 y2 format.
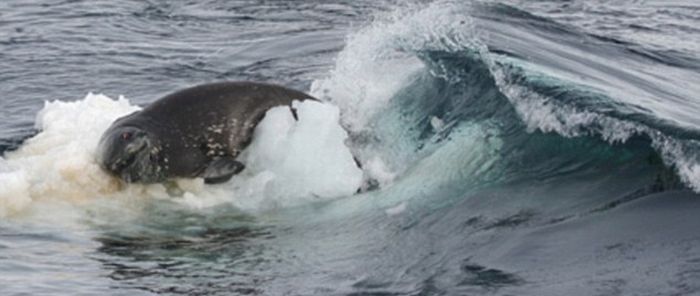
227 100 364 211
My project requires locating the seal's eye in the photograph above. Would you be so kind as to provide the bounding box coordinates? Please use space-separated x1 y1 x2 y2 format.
121 132 132 141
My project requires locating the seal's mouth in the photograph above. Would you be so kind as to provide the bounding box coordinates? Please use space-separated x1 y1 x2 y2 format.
105 140 149 182
110 151 139 173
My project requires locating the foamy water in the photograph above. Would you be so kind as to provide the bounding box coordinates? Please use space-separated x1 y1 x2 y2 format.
0 94 364 218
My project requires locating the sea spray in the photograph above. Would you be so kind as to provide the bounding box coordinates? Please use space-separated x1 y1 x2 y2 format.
0 94 363 217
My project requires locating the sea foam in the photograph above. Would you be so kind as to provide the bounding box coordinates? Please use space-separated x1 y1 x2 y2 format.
0 94 363 217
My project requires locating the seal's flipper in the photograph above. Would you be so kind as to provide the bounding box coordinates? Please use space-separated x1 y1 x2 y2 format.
202 157 245 184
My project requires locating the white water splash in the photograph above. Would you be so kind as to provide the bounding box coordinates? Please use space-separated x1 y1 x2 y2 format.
309 1 476 132
487 57 700 192
0 94 363 218
309 1 478 185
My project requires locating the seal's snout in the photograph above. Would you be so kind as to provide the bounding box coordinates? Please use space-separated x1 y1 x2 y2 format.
107 150 139 173
97 126 151 182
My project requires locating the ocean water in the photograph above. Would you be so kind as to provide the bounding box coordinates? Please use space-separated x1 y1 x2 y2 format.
2 0 700 295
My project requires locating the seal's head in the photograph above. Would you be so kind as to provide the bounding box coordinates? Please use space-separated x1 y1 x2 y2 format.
97 125 164 183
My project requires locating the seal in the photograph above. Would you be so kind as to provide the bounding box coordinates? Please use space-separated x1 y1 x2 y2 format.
97 81 317 184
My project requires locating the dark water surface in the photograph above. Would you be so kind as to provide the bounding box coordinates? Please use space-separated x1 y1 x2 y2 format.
2 0 700 295
0 0 382 145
